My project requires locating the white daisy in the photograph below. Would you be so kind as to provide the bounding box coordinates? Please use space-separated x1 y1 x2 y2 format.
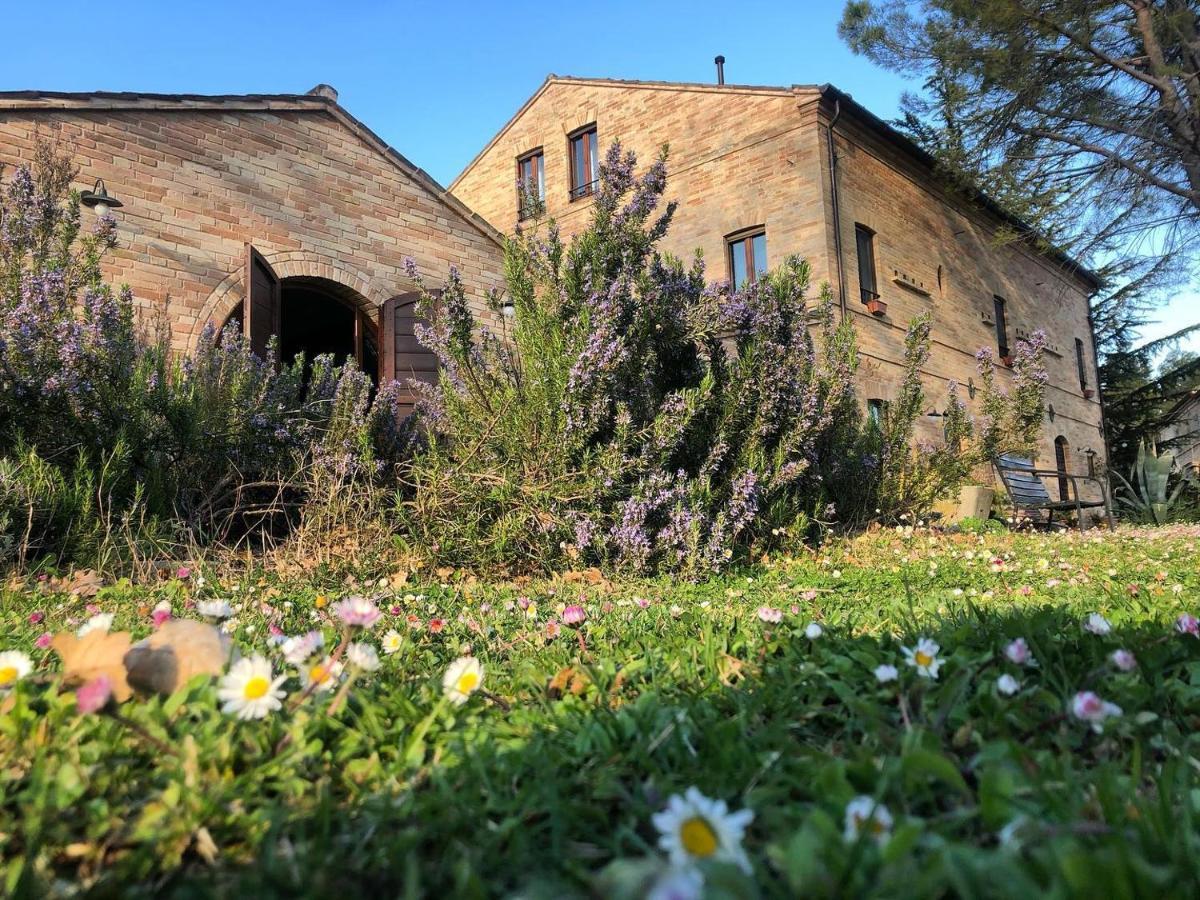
651 786 754 874
843 795 893 845
442 656 484 705
902 637 942 679
647 865 705 900
300 657 344 693
217 654 286 720
280 630 324 666
0 651 33 690
77 613 113 637
197 600 234 620
381 629 403 655
1070 690 1122 732
873 664 899 683
1004 637 1034 666
347 642 380 672
996 674 1020 696
1110 649 1137 672
333 595 381 628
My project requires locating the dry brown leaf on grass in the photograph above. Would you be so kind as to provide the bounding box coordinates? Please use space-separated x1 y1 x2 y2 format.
51 630 133 702
42 569 105 598
561 568 610 590
124 619 232 696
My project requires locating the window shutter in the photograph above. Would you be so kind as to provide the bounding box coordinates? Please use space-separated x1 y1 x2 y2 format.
379 291 438 415
244 244 280 360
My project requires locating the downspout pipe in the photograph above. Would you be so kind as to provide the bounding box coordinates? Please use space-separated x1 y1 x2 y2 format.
825 97 848 322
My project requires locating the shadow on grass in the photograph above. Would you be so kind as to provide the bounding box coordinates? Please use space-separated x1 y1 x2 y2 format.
117 603 1200 899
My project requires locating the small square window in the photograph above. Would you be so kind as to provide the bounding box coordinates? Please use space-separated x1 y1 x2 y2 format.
517 149 544 219
569 126 598 200
727 229 767 287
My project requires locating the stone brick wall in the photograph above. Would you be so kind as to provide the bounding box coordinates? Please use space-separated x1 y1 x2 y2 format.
453 77 1108 511
451 79 831 285
825 105 1106 494
0 93 506 352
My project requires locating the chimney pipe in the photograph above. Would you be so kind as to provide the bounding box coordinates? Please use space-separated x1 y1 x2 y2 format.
715 55 725 85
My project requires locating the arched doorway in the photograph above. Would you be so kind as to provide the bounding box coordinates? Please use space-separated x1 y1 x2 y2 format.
222 246 437 414
1054 436 1070 501
221 250 380 383
278 277 379 383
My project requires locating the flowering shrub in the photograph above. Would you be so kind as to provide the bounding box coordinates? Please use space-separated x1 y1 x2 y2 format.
405 144 883 574
0 145 409 566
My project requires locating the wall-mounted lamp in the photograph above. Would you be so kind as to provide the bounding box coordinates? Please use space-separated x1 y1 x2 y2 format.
1047 403 1056 422
80 179 123 217
501 296 515 319
967 378 976 400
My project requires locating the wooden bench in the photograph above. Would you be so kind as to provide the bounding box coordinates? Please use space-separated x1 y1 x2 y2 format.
993 454 1115 530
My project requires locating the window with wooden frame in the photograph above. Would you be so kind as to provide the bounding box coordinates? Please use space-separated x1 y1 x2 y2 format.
727 228 768 287
855 224 878 304
516 149 544 219
1075 337 1089 391
568 125 598 200
993 295 1010 359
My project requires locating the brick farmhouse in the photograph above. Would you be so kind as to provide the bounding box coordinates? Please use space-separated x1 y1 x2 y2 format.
0 85 505 410
451 75 1109 497
0 76 1107 501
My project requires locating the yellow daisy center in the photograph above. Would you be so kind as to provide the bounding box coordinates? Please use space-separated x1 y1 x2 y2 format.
915 651 934 667
0 666 17 686
243 676 270 700
680 816 719 858
309 665 332 684
456 671 479 694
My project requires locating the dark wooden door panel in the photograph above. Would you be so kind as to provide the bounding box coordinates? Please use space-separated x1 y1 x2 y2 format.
244 244 280 360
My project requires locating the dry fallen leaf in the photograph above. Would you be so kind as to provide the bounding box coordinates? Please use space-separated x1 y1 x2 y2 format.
65 569 104 597
124 619 232 696
51 630 133 702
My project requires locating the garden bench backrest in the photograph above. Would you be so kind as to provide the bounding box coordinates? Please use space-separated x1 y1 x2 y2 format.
995 454 1052 510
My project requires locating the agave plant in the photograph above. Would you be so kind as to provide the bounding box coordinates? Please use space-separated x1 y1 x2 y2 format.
1110 441 1197 524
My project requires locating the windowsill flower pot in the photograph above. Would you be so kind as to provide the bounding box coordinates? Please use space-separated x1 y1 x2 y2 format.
866 298 887 317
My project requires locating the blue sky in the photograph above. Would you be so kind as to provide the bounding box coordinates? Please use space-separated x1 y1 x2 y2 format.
4 0 1195 356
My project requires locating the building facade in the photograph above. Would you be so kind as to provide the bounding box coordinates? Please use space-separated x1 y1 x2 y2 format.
1160 390 1200 475
0 77 1110 504
451 76 1109 494
0 86 507 409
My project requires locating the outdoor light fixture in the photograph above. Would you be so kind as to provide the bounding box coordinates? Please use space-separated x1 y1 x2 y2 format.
1047 403 1056 422
501 296 515 318
967 378 976 400
80 179 123 216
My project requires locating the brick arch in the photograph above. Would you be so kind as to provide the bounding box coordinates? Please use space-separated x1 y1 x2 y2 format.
189 249 408 351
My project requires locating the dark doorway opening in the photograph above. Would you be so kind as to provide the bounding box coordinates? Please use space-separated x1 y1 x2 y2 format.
281 287 355 368
277 280 379 385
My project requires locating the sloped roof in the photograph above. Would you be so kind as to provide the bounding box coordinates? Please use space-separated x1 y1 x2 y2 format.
0 86 503 247
450 75 1100 291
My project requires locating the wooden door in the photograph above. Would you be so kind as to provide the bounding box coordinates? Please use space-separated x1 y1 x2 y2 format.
379 291 438 415
244 244 280 359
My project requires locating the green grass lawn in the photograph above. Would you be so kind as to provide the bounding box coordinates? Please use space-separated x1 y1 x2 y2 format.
2 525 1200 898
